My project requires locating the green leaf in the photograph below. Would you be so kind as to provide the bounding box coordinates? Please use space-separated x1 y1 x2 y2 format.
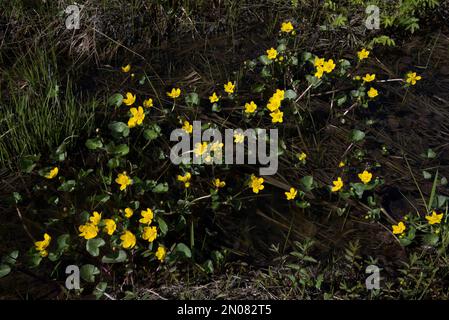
57 180 76 192
261 66 271 78
399 237 412 246
143 129 159 141
86 238 106 257
435 195 449 208
0 264 11 278
108 93 124 107
423 233 439 246
102 250 127 263
175 243 192 258
108 122 129 138
204 259 214 273
185 92 200 107
152 182 169 193
300 176 314 192
3 251 19 265
29 253 42 268
305 75 321 86
252 84 265 93
56 234 70 252
94 282 108 299
426 148 436 159
107 157 120 169
211 103 221 112
276 43 287 53
351 129 365 142
19 155 40 173
85 138 103 150
112 144 129 157
423 170 432 180
12 192 22 204
52 143 67 162
91 194 110 204
211 250 224 264
157 217 168 235
336 95 347 106
351 182 366 198
302 52 313 62
297 200 311 208
80 264 100 283
259 55 272 65
284 89 297 100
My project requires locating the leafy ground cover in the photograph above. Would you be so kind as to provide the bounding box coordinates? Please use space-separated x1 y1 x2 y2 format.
1 0 449 299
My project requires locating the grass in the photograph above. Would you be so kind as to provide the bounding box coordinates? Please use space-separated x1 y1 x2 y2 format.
0 47 98 166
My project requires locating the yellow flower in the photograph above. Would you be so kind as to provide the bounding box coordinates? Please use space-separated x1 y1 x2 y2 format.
314 57 325 67
121 64 131 73
362 73 376 82
367 87 378 98
79 223 99 240
142 226 158 242
103 219 116 236
167 88 181 99
331 177 344 192
182 120 193 134
213 178 226 189
177 172 192 188
315 66 325 79
267 47 278 60
139 208 154 225
322 59 336 73
210 141 224 152
89 211 102 226
38 249 49 257
358 170 373 184
124 207 134 218
281 21 294 33
298 152 307 161
209 92 220 103
338 161 345 168
273 89 285 100
285 187 297 200
266 89 285 111
120 230 136 249
128 106 145 128
143 98 153 108
45 167 59 179
155 246 166 261
406 72 422 85
34 233 51 257
270 109 284 123
250 174 264 194
194 142 208 156
115 172 132 191
425 211 443 225
357 48 370 60
123 92 136 106
392 221 406 235
234 133 244 144
244 101 257 114
267 97 281 112
224 81 235 94
204 155 213 163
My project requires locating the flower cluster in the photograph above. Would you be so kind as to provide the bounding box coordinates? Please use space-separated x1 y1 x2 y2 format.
267 89 285 123
314 57 336 79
